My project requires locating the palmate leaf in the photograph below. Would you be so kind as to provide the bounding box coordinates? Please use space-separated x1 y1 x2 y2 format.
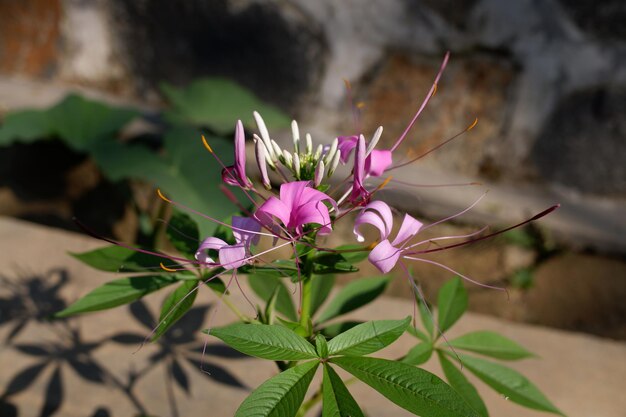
310 275 335 315
327 317 410 357
0 109 50 144
93 127 241 238
332 356 478 417
317 276 390 323
161 78 290 135
448 331 534 360
322 364 364 417
234 361 319 417
402 342 433 366
248 273 297 321
437 277 468 333
207 323 318 361
152 280 198 340
70 245 181 273
55 275 178 317
437 352 488 417
451 353 563 415
313 253 359 274
166 210 200 257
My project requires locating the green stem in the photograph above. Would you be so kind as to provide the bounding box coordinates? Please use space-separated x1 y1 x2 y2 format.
299 275 313 334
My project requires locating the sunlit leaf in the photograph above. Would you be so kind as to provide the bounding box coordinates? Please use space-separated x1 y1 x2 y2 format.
322 364 364 417
327 318 410 357
438 352 488 417
448 331 534 360
437 277 468 333
153 280 198 340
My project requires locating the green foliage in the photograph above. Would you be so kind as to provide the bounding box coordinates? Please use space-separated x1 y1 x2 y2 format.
234 361 319 417
326 318 410 357
449 354 563 415
166 210 200 257
70 245 181 273
309 274 335 315
316 276 389 323
332 356 479 417
248 273 298 321
437 277 468 333
322 364 364 417
55 275 178 317
160 78 289 135
153 280 198 340
206 323 318 361
448 331 534 360
404 277 562 417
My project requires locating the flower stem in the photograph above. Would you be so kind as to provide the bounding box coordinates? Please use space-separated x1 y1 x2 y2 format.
299 275 313 335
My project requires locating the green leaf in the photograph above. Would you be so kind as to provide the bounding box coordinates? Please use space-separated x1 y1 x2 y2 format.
331 245 370 264
0 109 50 144
55 275 177 317
153 280 198 340
449 331 534 360
452 354 563 415
406 325 430 342
70 245 180 273
315 334 329 359
47 94 139 150
332 356 479 417
327 317 410 357
206 323 318 361
322 364 364 417
204 277 227 294
319 321 362 339
234 361 318 417
161 78 289 135
437 277 468 333
417 294 435 338
166 210 200 257
248 273 297 321
92 127 240 238
317 276 389 323
437 352 488 417
313 253 359 274
402 342 433 366
310 274 335 316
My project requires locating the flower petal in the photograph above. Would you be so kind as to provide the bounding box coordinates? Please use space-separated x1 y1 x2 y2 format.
232 216 261 246
195 237 229 264
353 200 394 242
337 136 358 163
255 196 291 230
391 214 423 247
219 244 248 270
369 239 401 273
295 200 332 235
365 149 393 177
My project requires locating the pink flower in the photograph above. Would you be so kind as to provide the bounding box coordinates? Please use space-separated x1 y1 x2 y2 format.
195 216 261 270
255 181 337 236
338 135 392 177
353 201 423 273
222 120 253 188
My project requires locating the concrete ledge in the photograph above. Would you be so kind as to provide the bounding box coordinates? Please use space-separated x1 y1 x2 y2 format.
0 217 624 416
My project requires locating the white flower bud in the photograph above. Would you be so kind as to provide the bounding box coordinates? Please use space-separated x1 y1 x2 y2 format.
315 159 325 187
306 133 313 154
293 153 301 179
325 138 338 165
366 126 383 157
328 149 341 177
291 120 300 153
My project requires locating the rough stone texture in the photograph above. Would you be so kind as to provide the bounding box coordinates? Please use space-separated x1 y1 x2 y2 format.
531 87 626 195
110 0 327 108
0 0 61 77
1 217 626 417
357 52 516 177
559 0 626 41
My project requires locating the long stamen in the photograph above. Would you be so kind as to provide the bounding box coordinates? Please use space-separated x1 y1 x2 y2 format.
402 226 489 252
403 256 508 296
421 191 488 232
391 51 450 152
389 179 482 188
409 205 560 255
388 117 477 172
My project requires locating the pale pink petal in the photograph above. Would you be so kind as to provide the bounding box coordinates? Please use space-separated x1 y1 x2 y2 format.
195 237 228 264
353 211 388 242
369 239 401 273
365 149 393 177
391 214 423 247
218 244 248 270
232 216 261 246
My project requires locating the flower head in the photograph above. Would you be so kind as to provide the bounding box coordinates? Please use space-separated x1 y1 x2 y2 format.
255 181 337 236
195 216 261 270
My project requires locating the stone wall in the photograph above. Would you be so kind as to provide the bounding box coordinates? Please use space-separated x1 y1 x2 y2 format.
1 0 625 247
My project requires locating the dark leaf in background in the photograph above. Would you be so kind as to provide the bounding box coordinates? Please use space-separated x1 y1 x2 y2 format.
3 361 48 397
166 210 200 257
248 273 297 321
40 366 63 417
319 321 362 339
110 332 146 345
317 276 389 323
199 343 248 359
14 344 51 357
310 274 335 316
186 358 247 389
70 245 181 273
170 359 190 394
129 300 157 330
68 358 105 383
